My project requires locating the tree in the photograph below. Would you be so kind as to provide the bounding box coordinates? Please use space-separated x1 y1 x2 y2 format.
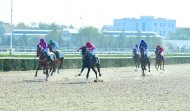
169 28 190 40
76 26 101 47
15 22 28 29
45 29 62 46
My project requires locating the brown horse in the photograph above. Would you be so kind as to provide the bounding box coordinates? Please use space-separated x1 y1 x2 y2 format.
155 51 165 71
35 47 57 81
133 48 140 70
49 45 64 73
140 47 150 76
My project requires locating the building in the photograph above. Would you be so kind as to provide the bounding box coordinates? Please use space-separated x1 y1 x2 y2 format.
103 16 176 38
4 29 51 38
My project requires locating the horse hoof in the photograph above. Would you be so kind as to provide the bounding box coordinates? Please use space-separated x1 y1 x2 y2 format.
99 79 103 82
78 74 81 76
94 80 98 82
99 74 102 77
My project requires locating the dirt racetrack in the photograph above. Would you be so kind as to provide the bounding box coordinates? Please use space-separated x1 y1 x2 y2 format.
0 64 190 111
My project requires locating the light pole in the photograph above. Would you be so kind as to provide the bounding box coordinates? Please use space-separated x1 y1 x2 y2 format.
10 0 13 55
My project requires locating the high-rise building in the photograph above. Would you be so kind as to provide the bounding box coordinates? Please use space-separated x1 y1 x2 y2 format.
103 16 176 38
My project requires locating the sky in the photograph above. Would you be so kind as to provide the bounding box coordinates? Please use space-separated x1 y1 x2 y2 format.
0 0 190 29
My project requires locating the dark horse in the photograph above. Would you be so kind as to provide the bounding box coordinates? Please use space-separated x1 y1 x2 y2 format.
155 51 165 71
78 46 102 82
133 48 140 70
49 45 64 74
140 47 150 76
35 47 57 81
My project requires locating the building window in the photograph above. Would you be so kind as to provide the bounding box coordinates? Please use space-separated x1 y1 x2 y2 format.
163 23 165 27
154 23 157 27
143 22 145 31
160 23 162 27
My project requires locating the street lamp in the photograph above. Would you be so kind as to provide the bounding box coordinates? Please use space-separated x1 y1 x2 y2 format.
10 0 13 55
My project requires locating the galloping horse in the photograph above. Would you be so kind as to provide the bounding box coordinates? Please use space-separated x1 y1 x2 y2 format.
155 51 165 71
49 45 64 73
133 48 140 70
78 46 102 82
140 47 150 76
35 47 56 81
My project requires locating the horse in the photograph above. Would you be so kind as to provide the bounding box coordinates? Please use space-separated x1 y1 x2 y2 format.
140 47 150 76
77 46 102 82
155 51 165 71
35 47 57 81
133 48 140 70
49 45 64 74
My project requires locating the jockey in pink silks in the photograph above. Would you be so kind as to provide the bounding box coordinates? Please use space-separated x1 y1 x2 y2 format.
37 38 53 61
78 42 96 62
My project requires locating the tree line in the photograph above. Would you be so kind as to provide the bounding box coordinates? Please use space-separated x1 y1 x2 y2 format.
1 22 189 49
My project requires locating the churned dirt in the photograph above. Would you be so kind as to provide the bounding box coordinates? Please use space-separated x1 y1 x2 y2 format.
0 64 190 111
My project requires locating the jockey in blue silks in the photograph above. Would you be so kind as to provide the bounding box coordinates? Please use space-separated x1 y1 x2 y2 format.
139 40 148 59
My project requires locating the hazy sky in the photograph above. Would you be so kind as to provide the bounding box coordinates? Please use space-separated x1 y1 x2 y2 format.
0 0 189 28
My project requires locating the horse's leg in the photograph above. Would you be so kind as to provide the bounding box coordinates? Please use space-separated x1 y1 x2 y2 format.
50 65 54 76
138 57 140 68
58 58 64 73
163 57 165 71
141 61 145 76
45 67 49 81
142 66 145 76
148 59 150 72
35 64 40 77
96 64 101 77
137 58 140 68
92 67 98 81
86 67 90 82
163 62 164 71
78 66 85 76
43 66 46 74
155 59 158 70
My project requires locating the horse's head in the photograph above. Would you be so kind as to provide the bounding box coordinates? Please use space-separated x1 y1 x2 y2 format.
36 47 43 57
140 47 145 55
81 46 88 56
133 48 137 55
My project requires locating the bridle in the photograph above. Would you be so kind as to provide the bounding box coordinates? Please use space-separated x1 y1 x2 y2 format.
37 48 48 62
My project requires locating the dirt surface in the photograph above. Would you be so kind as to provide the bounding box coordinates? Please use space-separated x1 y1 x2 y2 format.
0 64 190 111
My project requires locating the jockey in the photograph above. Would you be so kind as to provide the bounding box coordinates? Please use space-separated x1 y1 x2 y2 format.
49 40 61 60
37 38 53 61
134 44 140 55
139 40 148 58
78 42 96 62
86 42 96 55
37 38 46 49
155 45 161 55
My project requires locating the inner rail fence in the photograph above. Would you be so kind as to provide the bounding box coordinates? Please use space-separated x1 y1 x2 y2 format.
0 46 190 55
